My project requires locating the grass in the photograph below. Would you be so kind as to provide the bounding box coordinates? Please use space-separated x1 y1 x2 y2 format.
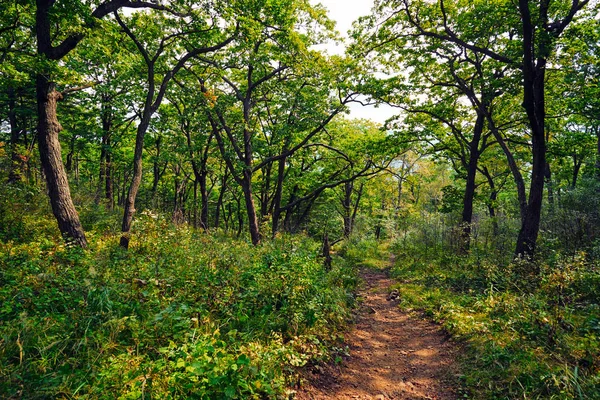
0 211 359 399
389 243 600 399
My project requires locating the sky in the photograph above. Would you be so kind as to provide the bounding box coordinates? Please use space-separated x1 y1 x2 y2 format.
312 0 397 124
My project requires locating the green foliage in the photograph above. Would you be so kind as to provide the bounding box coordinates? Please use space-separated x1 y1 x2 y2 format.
0 211 356 398
390 240 600 399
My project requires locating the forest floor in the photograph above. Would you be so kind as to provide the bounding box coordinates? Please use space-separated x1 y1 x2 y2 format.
296 259 462 400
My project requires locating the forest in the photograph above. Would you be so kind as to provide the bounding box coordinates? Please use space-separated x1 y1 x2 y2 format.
0 0 599 398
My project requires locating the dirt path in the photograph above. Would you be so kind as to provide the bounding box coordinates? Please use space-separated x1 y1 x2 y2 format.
296 266 461 400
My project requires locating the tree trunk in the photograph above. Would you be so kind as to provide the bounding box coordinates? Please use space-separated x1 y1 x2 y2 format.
514 1 547 259
460 112 484 253
342 181 353 238
36 77 88 247
215 170 228 228
120 113 151 248
241 172 261 245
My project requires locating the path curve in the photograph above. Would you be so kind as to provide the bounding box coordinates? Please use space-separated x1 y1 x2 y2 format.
296 267 460 400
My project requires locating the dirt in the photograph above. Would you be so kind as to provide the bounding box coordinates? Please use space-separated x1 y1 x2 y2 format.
295 264 461 400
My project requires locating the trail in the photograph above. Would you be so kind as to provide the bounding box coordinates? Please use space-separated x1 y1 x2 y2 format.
296 263 461 400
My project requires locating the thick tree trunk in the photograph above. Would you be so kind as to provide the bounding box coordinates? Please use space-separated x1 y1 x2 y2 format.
36 77 88 247
514 0 551 260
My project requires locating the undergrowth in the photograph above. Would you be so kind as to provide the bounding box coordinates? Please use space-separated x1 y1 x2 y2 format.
390 241 600 399
0 207 358 399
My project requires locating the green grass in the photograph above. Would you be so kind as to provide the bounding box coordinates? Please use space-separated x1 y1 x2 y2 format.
0 212 358 399
389 245 600 399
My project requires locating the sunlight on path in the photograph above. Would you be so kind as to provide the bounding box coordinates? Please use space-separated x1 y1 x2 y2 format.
296 267 460 400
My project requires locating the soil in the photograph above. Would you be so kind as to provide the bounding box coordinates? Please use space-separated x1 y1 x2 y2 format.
295 264 461 400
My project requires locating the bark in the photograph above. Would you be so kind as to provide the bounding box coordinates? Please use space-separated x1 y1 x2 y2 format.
514 0 547 259
460 112 485 253
241 172 261 245
184 128 212 231
35 0 87 247
342 181 353 238
120 110 151 248
116 11 235 248
36 77 87 247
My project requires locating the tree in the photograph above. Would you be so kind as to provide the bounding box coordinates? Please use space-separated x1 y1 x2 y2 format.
30 0 178 247
353 0 592 258
113 5 236 248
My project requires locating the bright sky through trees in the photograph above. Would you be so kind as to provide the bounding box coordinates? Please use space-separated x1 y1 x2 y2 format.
313 0 397 123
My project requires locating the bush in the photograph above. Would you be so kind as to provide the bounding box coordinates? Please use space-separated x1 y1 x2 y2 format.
0 217 357 399
389 246 600 399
